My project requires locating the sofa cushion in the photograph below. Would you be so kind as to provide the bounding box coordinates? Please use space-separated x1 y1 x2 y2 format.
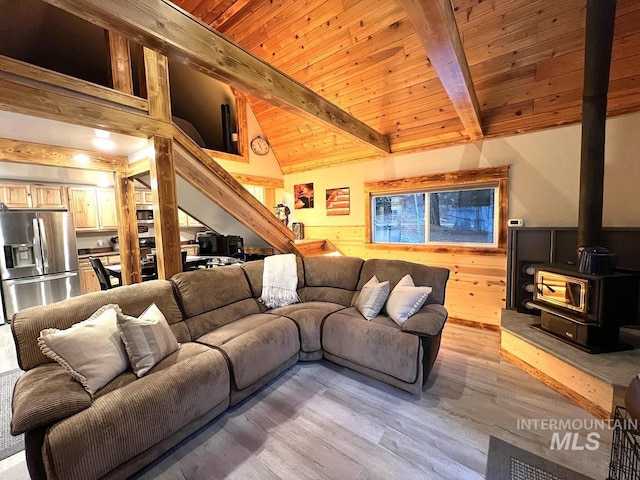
184 299 260 340
385 274 432 326
12 280 185 371
93 342 211 398
269 302 345 353
357 259 449 306
38 305 130 396
173 268 261 339
299 256 363 306
196 315 300 391
303 256 364 290
355 276 390 320
116 303 180 377
172 268 253 317
42 347 229 480
322 307 421 384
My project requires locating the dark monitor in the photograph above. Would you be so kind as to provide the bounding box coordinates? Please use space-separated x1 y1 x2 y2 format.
197 233 218 255
197 233 244 258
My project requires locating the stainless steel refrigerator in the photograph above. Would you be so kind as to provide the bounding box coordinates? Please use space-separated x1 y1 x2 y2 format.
0 211 81 323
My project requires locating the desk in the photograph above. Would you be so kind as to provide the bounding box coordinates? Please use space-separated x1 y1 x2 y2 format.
105 256 242 282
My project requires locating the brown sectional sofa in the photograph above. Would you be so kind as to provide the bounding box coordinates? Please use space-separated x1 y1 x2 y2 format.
10 256 449 480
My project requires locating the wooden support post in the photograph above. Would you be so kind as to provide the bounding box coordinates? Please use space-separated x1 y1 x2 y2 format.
232 87 249 161
150 136 182 279
114 172 141 284
107 31 139 284
106 31 134 95
143 47 180 278
143 47 171 122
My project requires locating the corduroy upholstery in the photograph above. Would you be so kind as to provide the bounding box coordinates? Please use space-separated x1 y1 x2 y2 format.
11 280 185 370
269 301 345 354
11 363 91 435
322 307 422 384
10 255 449 480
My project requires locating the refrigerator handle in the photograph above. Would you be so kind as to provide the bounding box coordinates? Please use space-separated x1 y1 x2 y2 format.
38 217 49 274
32 218 44 275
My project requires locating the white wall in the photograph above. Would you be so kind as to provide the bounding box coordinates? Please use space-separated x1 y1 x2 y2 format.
215 104 283 179
284 111 640 228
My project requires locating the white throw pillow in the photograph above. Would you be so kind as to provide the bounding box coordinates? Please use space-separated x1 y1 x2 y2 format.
356 275 390 320
38 304 129 396
386 274 433 326
117 303 180 377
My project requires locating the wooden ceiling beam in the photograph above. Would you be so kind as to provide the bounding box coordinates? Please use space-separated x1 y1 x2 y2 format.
0 137 128 171
42 0 391 155
399 0 484 140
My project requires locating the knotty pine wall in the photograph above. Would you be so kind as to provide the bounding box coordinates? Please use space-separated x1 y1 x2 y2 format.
282 112 640 327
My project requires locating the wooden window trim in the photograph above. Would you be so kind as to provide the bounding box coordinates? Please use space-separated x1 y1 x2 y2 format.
364 165 509 255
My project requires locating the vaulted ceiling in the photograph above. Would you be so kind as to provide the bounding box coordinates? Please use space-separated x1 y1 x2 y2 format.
171 0 640 173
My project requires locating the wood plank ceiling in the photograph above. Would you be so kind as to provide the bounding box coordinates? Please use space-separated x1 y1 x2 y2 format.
172 0 640 173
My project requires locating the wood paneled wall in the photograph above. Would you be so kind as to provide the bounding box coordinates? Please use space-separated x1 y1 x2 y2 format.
303 224 506 327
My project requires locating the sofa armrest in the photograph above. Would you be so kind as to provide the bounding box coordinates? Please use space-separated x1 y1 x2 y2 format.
11 364 91 435
401 304 448 337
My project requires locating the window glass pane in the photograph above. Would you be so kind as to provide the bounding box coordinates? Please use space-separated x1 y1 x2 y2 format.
429 188 495 244
373 194 425 243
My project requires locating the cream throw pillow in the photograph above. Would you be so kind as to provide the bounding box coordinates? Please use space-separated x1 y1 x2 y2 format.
356 275 390 320
117 303 180 377
38 304 129 396
386 274 433 326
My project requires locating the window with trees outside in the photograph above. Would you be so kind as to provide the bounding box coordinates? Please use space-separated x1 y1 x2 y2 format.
365 166 509 252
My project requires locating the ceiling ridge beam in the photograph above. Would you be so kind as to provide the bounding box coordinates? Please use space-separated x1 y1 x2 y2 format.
399 0 484 140
42 0 391 155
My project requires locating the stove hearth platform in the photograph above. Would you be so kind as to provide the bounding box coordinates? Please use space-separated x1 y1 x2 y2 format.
500 309 640 419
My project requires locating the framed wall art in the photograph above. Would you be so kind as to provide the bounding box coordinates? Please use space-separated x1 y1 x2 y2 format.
326 187 350 216
294 183 314 209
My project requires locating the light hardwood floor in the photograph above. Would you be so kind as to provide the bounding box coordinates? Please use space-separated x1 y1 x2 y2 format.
0 322 611 480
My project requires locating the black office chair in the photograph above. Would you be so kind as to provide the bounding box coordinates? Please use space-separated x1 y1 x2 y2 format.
89 256 117 290
141 254 158 282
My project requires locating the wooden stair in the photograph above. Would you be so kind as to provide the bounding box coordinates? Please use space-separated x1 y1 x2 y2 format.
172 126 297 255
294 239 341 257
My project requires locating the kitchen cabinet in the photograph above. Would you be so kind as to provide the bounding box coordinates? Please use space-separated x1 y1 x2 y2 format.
31 185 67 209
68 187 99 230
134 190 154 205
0 183 31 208
97 189 118 230
68 187 118 231
178 210 188 227
187 215 204 227
178 210 204 228
78 259 101 294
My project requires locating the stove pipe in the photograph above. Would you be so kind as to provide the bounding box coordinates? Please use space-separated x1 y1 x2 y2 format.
577 0 617 251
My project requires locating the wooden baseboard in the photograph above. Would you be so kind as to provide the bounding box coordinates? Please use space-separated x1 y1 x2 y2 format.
499 346 611 420
448 317 501 332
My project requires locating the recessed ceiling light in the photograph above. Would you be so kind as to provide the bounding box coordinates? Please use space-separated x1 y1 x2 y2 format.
92 137 116 151
94 129 111 139
96 172 111 188
73 154 90 164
